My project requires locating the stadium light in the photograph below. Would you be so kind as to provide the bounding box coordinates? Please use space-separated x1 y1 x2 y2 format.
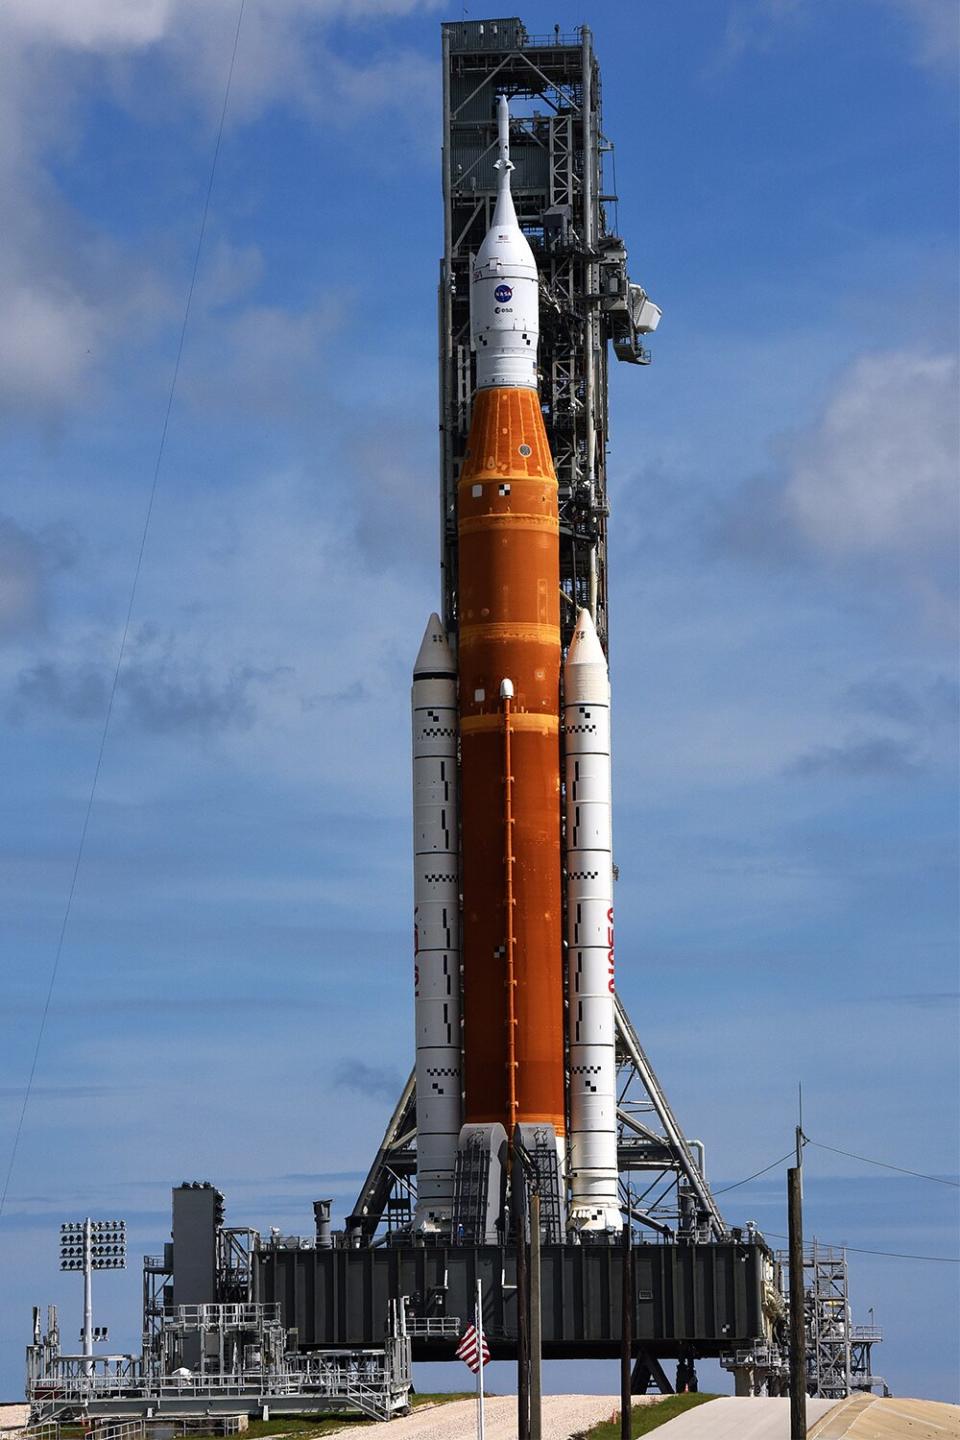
59 1218 126 1372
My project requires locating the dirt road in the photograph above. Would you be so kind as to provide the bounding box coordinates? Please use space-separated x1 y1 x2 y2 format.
343 1394 638 1440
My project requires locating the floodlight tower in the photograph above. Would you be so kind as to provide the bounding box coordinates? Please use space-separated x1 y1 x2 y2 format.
59 1219 126 1374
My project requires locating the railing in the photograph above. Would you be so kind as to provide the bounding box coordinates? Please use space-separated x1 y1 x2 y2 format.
404 1316 461 1337
31 1357 411 1421
523 31 585 48
34 1357 141 1382
6 1425 60 1440
85 1422 144 1440
720 1345 787 1371
162 1304 280 1329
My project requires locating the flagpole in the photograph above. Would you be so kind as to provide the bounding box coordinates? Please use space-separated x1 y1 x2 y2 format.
476 1277 485 1440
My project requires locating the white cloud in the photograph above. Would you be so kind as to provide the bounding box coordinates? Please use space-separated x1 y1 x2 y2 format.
0 284 104 409
717 0 807 66
0 0 438 413
880 0 958 71
0 0 435 52
717 0 958 73
1 0 175 50
0 521 46 638
784 349 958 558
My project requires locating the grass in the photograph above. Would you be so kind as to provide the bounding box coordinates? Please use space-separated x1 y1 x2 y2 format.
582 1393 720 1439
239 1418 362 1438
410 1393 474 1407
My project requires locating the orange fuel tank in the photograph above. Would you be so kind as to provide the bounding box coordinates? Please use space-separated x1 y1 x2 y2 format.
458 384 565 1138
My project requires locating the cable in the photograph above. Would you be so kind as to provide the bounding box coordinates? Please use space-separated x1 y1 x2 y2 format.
713 1150 797 1195
761 1232 959 1264
712 1134 959 1199
0 0 247 1225
807 1138 959 1189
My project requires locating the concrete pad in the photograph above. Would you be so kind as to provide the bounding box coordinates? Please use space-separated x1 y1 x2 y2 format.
811 1395 960 1439
650 1396 837 1438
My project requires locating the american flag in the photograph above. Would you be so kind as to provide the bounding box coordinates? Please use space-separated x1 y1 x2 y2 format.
456 1321 491 1374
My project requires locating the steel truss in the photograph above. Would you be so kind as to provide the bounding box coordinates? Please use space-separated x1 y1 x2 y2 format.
347 994 724 1244
773 1242 888 1400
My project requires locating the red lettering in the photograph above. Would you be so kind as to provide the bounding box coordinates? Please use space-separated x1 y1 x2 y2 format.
607 907 615 991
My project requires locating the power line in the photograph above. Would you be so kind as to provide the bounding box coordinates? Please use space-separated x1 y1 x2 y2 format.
762 1232 959 1264
712 1133 959 1200
713 1150 797 1195
0 0 247 1225
807 1138 960 1189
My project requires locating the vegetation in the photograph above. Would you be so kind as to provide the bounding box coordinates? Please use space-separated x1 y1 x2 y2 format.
238 1417 362 1439
410 1393 474 1406
581 1393 720 1439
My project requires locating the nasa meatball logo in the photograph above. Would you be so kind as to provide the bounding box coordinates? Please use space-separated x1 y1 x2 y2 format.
494 284 513 304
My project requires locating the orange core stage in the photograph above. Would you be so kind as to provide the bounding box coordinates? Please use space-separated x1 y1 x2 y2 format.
458 385 565 1137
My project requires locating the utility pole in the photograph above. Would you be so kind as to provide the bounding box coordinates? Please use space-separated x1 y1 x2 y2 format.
788 1124 806 1440
621 1217 633 1440
529 1190 542 1440
513 1134 530 1440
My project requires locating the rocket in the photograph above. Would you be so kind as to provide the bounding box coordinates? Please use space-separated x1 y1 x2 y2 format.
412 96 620 1236
411 615 462 1232
564 609 621 1231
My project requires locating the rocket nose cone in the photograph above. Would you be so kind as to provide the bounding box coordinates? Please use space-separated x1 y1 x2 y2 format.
565 608 606 672
414 613 456 677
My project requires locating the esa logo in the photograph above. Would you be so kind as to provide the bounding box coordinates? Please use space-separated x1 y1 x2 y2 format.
494 284 513 303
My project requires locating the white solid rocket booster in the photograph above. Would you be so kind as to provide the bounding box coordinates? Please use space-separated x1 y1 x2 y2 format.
564 607 621 1231
412 614 462 1231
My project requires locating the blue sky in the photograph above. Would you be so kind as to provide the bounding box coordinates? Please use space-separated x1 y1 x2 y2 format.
0 0 957 1405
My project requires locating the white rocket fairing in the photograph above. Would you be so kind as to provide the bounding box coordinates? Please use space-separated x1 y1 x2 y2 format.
564 608 621 1231
411 614 462 1231
470 94 539 390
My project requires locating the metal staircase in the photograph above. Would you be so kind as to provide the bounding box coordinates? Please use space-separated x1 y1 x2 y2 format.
451 1130 492 1244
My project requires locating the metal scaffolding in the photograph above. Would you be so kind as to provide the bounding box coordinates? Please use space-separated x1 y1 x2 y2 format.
346 997 727 1245
27 1301 413 1423
777 1242 888 1400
